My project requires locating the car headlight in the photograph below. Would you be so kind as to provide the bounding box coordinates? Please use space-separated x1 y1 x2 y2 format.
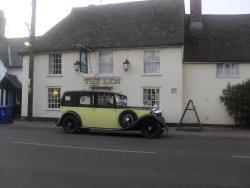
151 105 162 115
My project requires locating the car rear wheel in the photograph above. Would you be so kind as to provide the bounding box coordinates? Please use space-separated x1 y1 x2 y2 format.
62 115 80 134
140 120 162 138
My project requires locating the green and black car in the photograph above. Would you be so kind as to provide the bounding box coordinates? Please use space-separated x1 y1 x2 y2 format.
56 91 167 138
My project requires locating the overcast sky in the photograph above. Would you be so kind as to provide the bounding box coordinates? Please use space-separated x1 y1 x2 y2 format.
1 0 250 38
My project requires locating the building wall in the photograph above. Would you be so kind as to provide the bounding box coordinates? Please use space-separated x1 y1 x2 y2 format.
21 47 183 122
183 63 250 125
0 60 7 105
0 60 7 80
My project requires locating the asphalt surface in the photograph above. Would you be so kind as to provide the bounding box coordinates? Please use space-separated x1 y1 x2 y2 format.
0 124 250 188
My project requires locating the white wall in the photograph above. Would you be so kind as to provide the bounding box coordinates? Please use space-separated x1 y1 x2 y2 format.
22 47 183 122
0 60 7 105
183 63 250 125
0 60 7 80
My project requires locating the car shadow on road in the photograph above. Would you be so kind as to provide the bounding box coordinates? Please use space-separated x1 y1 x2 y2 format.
71 129 169 139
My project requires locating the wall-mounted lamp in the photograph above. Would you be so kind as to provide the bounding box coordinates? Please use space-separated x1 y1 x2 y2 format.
24 41 31 47
74 60 81 72
123 59 130 71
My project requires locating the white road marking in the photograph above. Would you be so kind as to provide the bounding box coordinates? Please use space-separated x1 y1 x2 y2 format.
12 141 156 154
232 155 250 159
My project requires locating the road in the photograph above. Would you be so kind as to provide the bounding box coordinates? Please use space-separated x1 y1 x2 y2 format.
0 124 249 188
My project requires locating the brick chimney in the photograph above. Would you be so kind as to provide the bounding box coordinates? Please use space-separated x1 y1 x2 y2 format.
190 0 203 30
0 10 6 38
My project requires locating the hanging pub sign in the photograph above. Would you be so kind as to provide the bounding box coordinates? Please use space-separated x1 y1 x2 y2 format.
80 49 88 73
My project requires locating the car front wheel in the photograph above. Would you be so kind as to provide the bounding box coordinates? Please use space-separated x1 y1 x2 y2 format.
140 120 162 138
62 115 80 134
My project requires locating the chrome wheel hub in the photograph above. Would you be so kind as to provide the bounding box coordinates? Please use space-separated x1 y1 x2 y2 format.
148 126 152 131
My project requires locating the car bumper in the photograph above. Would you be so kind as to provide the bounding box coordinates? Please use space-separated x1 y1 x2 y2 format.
55 118 61 126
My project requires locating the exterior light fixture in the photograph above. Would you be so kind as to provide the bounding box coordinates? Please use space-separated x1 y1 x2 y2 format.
24 41 31 47
74 60 80 72
123 59 130 71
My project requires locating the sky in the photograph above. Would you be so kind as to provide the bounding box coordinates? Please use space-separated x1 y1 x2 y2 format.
1 0 250 38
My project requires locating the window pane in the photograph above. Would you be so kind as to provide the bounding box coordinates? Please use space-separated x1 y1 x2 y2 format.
144 50 160 62
79 95 91 105
216 64 223 76
97 93 114 107
143 89 160 107
224 63 230 76
99 51 113 74
49 53 62 75
216 63 239 77
143 50 160 74
48 87 61 109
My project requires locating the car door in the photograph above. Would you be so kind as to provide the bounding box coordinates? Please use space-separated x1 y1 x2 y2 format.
77 92 95 128
94 92 118 129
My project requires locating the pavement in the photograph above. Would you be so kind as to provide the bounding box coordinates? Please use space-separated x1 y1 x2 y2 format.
10 120 250 139
0 121 249 188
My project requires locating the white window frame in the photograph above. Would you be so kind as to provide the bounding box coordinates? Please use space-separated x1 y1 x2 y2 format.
143 50 160 74
98 51 113 74
143 88 160 107
48 87 61 109
49 54 62 75
216 63 239 77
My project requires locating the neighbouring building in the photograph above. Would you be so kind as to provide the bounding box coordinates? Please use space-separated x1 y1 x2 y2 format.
20 0 250 125
0 10 26 118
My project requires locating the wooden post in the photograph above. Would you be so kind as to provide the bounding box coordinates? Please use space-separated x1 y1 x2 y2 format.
27 0 36 121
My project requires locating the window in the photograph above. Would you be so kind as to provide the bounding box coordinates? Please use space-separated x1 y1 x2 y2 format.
115 94 127 107
216 63 239 77
48 88 61 109
143 89 160 106
97 93 115 107
143 50 160 74
62 93 78 106
98 51 113 74
49 54 62 74
79 94 92 106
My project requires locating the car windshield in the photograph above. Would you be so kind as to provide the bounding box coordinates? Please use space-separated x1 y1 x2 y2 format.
115 94 127 107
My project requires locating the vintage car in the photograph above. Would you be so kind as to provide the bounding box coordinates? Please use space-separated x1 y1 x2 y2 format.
56 91 167 138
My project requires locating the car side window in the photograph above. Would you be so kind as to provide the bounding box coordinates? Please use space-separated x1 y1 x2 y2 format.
62 93 78 106
79 93 93 107
97 93 115 107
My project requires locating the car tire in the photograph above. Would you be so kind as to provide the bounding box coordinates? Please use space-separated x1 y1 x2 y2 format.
80 128 90 133
62 115 80 134
140 120 162 138
118 110 138 129
160 129 165 134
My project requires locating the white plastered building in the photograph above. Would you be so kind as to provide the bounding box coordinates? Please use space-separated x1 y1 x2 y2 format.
20 0 250 125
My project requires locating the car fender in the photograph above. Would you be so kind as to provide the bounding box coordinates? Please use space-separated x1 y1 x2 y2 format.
55 110 82 126
124 114 166 130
